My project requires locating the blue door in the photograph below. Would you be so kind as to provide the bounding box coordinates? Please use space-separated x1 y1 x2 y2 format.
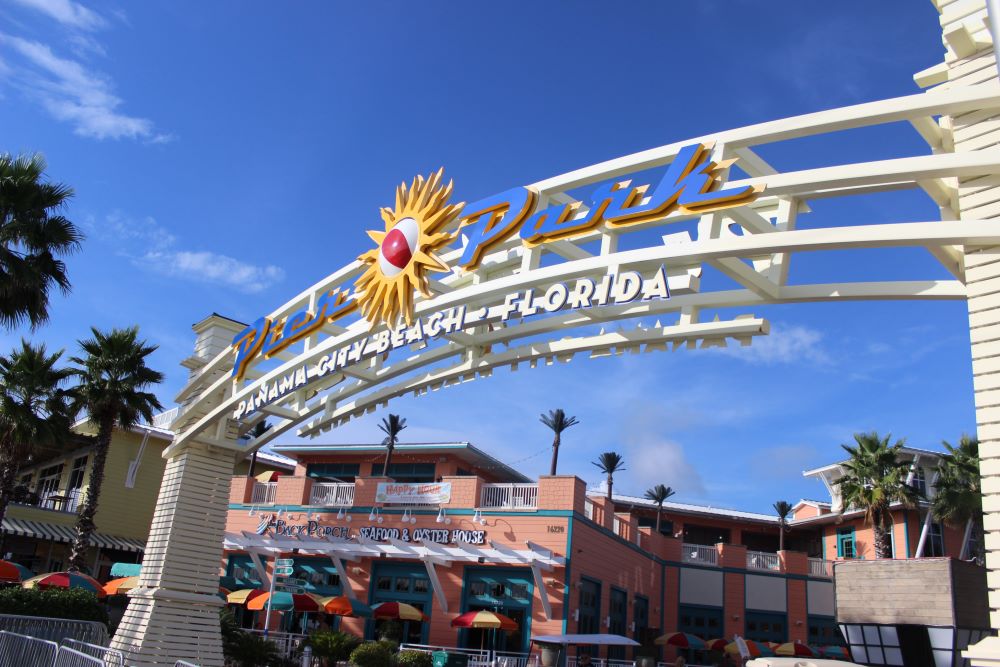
369 563 433 644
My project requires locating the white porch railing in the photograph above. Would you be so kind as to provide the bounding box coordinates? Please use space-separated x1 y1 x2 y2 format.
480 483 538 509
809 557 834 577
682 543 718 566
309 482 355 507
250 482 277 504
400 644 534 667
584 498 594 520
746 550 781 571
247 629 306 660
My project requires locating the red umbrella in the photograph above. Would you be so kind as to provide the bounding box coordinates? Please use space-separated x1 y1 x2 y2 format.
656 633 706 649
705 639 728 652
451 611 518 631
371 602 429 621
23 571 105 598
775 643 816 658
0 560 32 583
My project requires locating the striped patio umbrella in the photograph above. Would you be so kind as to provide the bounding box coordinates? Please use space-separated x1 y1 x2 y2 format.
254 470 281 483
103 576 140 596
775 642 816 658
23 571 105 598
704 639 728 652
819 646 850 660
371 602 429 622
247 591 320 612
724 640 774 658
317 595 372 617
451 610 519 631
226 588 267 605
655 633 706 649
0 560 32 583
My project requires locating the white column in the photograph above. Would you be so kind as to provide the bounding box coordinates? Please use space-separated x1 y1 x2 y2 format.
109 442 237 666
928 1 1000 663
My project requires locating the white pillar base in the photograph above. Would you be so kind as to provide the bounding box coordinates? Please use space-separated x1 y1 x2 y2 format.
111 588 225 666
966 636 1000 667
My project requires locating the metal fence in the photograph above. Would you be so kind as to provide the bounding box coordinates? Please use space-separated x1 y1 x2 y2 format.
61 639 125 666
247 628 306 660
175 662 201 667
309 482 355 507
0 614 108 646
251 481 277 504
809 557 834 577
681 543 718 566
480 483 538 509
52 646 104 667
0 630 59 667
746 550 781 571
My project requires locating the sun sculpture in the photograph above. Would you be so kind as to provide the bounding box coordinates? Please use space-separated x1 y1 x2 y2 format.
355 169 465 328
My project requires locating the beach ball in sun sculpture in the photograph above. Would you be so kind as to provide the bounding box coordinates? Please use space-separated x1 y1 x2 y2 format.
355 169 465 328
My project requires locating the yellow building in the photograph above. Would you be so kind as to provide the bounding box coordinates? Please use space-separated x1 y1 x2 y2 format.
4 408 293 580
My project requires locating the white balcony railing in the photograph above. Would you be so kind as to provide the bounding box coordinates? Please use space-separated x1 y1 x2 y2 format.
682 543 718 566
809 557 834 577
584 498 594 520
251 482 277 504
309 482 355 507
480 483 538 509
746 550 781 571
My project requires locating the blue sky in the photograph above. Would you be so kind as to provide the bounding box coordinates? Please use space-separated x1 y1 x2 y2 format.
0 0 971 514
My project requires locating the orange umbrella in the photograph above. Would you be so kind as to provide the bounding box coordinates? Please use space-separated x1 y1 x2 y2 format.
317 595 373 617
103 576 140 596
255 470 281 483
247 591 320 612
227 588 267 605
451 610 518 631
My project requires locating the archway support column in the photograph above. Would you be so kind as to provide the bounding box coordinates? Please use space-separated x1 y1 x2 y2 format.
110 442 237 667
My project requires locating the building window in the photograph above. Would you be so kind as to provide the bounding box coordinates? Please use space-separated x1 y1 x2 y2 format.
745 611 787 644
370 462 436 483
291 557 340 595
927 522 945 557
36 464 63 507
306 463 360 482
637 516 674 536
837 528 856 559
808 616 843 646
841 623 902 666
912 467 927 496
683 524 730 546
633 596 649 643
608 588 628 660
678 605 723 662
66 457 87 513
578 578 602 646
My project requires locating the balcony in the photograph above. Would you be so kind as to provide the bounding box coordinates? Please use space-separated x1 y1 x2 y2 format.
251 482 277 504
14 488 83 514
682 543 718 566
746 550 781 572
479 483 538 509
309 482 355 507
809 557 833 577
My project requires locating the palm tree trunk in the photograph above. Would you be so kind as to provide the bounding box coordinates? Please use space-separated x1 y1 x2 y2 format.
778 521 785 552
873 519 892 559
606 473 613 501
383 440 395 478
0 453 21 553
655 505 662 534
69 416 113 572
549 433 560 476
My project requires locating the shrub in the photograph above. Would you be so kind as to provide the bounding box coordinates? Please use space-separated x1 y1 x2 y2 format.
308 629 362 665
350 641 395 667
0 587 108 626
224 630 282 666
396 649 433 667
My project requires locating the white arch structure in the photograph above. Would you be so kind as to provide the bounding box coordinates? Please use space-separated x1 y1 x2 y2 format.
111 4 1000 664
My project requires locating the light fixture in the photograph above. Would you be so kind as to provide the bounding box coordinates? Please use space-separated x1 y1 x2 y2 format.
604 616 610 628
336 507 345 521
276 508 284 518
436 508 448 524
629 622 636 632
248 506 257 517
572 609 580 622
402 509 411 524
306 511 314 521
369 508 377 522
473 509 483 524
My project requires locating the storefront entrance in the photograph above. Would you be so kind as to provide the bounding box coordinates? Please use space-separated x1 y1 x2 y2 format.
461 568 533 654
368 563 433 644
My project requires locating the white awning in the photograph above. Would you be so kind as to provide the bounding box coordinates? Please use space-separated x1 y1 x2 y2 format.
532 635 640 647
3 518 146 553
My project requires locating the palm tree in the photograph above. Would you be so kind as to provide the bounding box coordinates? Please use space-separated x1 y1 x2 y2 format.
539 409 579 476
0 153 83 329
773 500 793 552
0 341 75 546
593 451 626 501
644 484 675 534
68 327 163 571
932 435 982 561
834 431 918 559
244 420 272 478
378 414 407 476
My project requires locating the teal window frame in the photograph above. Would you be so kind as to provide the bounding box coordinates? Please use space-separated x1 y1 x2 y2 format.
745 610 788 644
367 563 432 644
306 463 360 481
608 588 628 660
461 567 534 654
370 462 436 482
836 527 856 559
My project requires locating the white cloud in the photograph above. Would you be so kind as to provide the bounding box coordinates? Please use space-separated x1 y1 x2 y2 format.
716 323 831 366
143 250 286 294
9 0 106 31
0 35 152 139
623 437 706 497
96 211 176 250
